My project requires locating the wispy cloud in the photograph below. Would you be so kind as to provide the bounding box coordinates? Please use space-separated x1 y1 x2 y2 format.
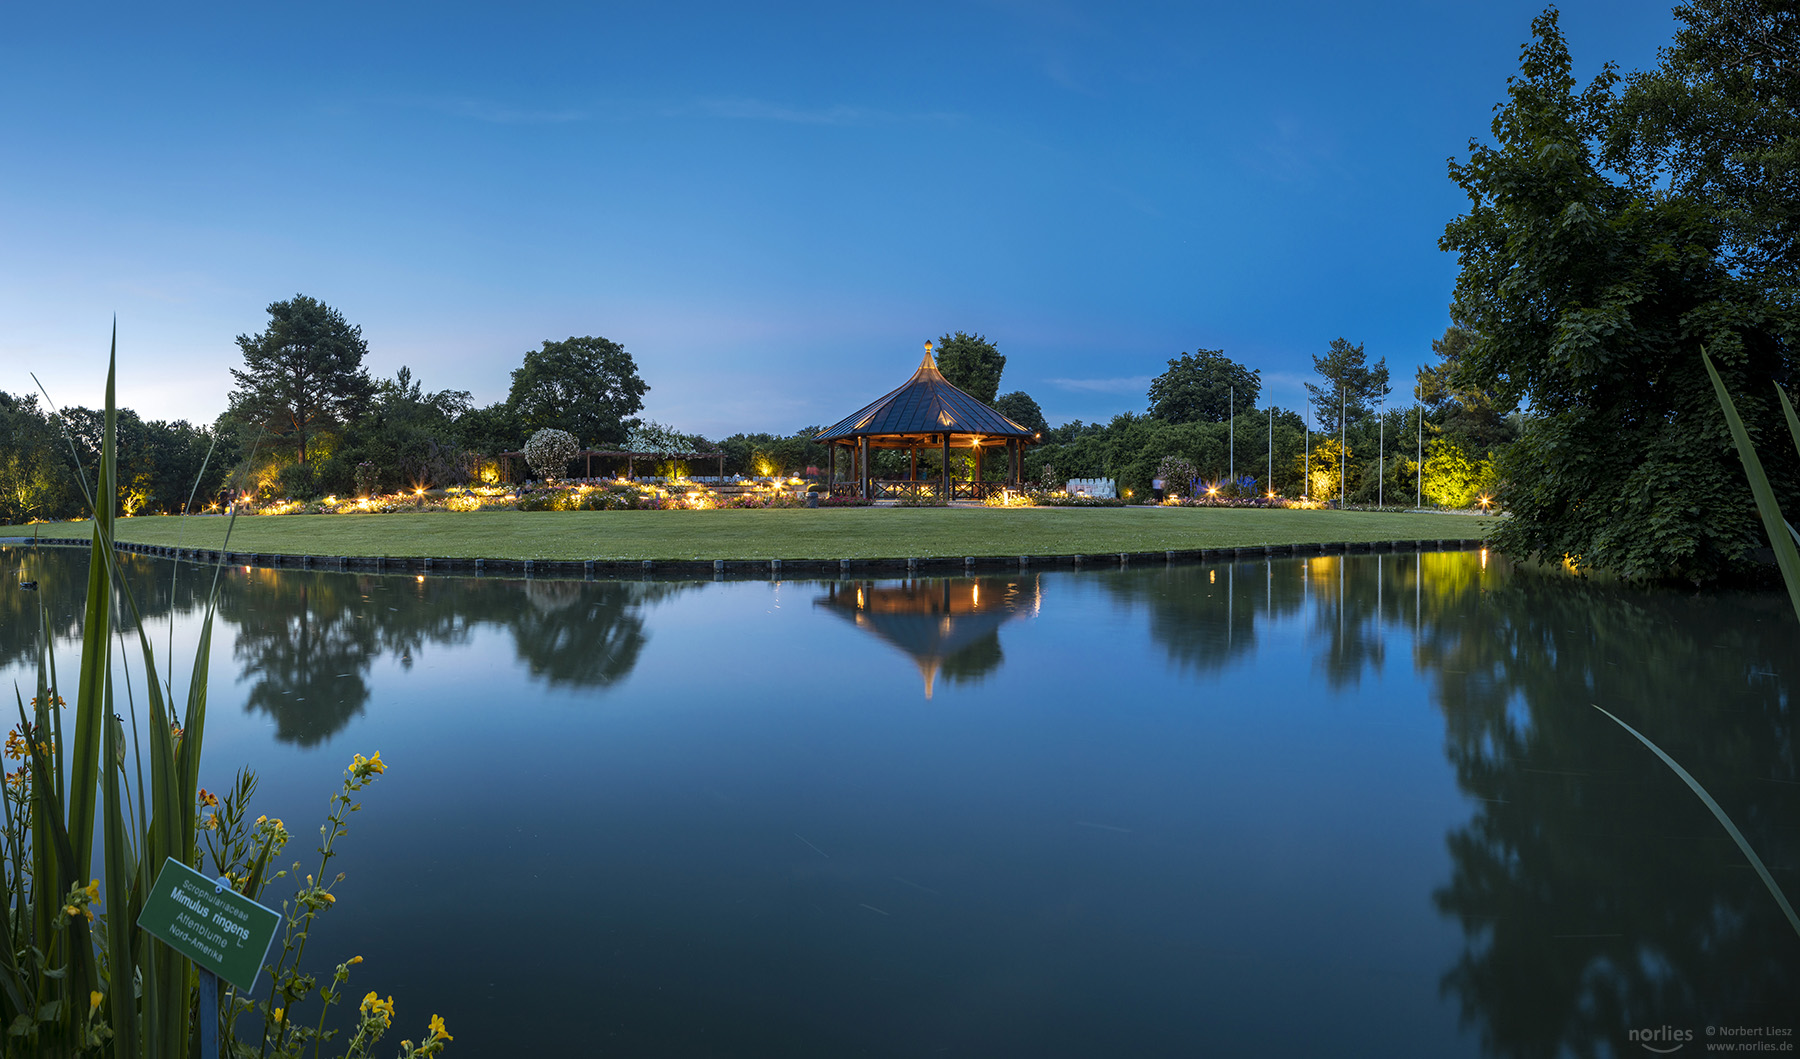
1046 375 1151 395
1239 116 1349 184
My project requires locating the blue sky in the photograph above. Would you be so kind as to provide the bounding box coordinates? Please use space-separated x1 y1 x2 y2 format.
1 2 1676 437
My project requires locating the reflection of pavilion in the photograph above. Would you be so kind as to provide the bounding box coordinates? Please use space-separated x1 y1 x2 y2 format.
815 576 1039 698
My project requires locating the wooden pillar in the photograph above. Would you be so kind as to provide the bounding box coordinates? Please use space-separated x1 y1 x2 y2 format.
941 433 951 500
909 445 917 482
859 437 870 499
827 442 835 487
585 452 592 479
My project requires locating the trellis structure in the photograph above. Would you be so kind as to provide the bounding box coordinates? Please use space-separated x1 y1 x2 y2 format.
814 346 1039 500
498 449 727 483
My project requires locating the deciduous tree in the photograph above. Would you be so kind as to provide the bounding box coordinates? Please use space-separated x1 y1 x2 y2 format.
1146 349 1260 424
1441 9 1798 580
933 332 1005 404
508 336 648 447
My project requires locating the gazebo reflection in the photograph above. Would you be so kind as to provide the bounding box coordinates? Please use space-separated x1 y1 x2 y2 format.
815 575 1040 698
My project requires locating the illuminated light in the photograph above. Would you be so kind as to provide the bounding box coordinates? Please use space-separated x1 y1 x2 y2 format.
416 575 425 583
1480 548 1489 569
1209 570 1216 584
243 566 251 573
925 340 934 354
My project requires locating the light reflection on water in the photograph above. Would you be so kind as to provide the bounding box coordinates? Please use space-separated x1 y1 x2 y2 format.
2 545 1794 1057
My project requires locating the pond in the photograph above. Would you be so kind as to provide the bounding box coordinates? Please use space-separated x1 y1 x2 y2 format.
2 544 1795 1056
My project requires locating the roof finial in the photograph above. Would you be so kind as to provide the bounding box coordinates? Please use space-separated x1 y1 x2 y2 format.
921 339 936 370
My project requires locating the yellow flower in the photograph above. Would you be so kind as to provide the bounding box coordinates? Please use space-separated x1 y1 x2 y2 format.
198 788 219 808
89 991 103 1014
84 879 100 904
272 1007 284 1024
322 891 336 904
349 955 363 964
360 991 394 1023
428 1014 452 1042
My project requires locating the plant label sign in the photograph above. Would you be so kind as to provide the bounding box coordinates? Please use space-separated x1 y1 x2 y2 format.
137 858 281 989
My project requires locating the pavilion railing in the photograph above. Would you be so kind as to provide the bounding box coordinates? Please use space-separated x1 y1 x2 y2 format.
829 480 1014 500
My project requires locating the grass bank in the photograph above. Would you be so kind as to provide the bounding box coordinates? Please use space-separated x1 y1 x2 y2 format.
2 507 1495 561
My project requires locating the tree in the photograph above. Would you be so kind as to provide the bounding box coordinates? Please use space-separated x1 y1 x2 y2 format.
1305 338 1389 428
993 391 1048 434
508 336 648 447
1603 0 1800 296
1416 328 1516 454
1441 9 1798 580
1146 349 1261 424
457 401 523 457
228 295 376 464
933 332 1005 403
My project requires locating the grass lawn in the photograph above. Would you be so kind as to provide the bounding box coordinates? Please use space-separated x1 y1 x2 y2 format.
1 507 1495 561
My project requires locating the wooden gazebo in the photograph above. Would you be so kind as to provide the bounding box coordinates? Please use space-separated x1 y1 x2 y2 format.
815 345 1038 500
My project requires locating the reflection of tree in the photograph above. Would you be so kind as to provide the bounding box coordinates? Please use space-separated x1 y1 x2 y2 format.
1417 557 1799 1053
1103 553 1410 688
815 576 1035 697
222 572 387 746
0 546 211 672
218 570 688 744
505 579 684 689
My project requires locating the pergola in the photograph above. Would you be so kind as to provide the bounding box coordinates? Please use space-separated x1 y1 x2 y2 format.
814 347 1038 500
498 449 727 483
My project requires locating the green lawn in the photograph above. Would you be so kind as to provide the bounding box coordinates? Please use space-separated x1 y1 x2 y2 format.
1 507 1495 561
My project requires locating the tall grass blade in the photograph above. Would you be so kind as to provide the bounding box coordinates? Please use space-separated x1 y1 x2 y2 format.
67 330 119 913
1592 704 1800 940
1701 350 1800 620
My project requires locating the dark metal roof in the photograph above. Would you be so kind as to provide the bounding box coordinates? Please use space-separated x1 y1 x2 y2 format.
814 353 1036 442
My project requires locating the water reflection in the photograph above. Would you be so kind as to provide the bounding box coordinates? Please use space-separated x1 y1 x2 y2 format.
814 576 1038 698
1417 563 1799 1052
3 543 1794 1049
221 569 691 742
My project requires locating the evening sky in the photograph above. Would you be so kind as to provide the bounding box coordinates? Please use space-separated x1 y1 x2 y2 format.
1 2 1676 437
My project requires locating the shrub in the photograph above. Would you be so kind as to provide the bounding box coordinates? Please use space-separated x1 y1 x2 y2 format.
277 461 320 500
353 460 380 498
524 428 579 481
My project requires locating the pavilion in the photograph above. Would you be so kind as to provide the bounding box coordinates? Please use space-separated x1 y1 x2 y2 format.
814 344 1038 500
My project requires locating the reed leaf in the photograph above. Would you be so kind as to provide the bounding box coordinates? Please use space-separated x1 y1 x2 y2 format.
1592 704 1800 939
1700 349 1800 619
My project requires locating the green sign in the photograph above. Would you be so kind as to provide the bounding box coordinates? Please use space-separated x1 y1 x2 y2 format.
136 858 281 989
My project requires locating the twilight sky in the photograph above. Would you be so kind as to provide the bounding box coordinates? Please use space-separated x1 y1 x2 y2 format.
2 1 1676 437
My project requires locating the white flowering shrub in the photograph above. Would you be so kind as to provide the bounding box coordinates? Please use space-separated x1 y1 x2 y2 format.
523 428 579 481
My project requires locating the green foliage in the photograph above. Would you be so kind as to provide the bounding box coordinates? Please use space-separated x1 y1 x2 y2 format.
1026 409 1310 501
1420 436 1497 509
229 295 376 465
0 393 81 523
1154 455 1198 498
932 332 1005 404
508 336 648 448
276 462 320 501
1146 350 1260 424
1306 338 1389 427
1442 9 1799 580
1603 0 1800 296
992 392 1047 435
1297 437 1350 500
1417 328 1517 454
717 427 827 477
454 401 523 458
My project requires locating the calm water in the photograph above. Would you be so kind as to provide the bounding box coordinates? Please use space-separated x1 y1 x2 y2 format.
3 545 1796 1057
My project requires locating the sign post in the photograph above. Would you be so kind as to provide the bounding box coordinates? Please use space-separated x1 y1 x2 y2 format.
137 858 283 1055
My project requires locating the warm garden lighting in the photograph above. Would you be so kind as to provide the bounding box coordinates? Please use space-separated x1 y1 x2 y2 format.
1477 494 1494 510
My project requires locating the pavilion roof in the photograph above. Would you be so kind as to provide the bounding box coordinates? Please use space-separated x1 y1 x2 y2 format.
814 352 1036 442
